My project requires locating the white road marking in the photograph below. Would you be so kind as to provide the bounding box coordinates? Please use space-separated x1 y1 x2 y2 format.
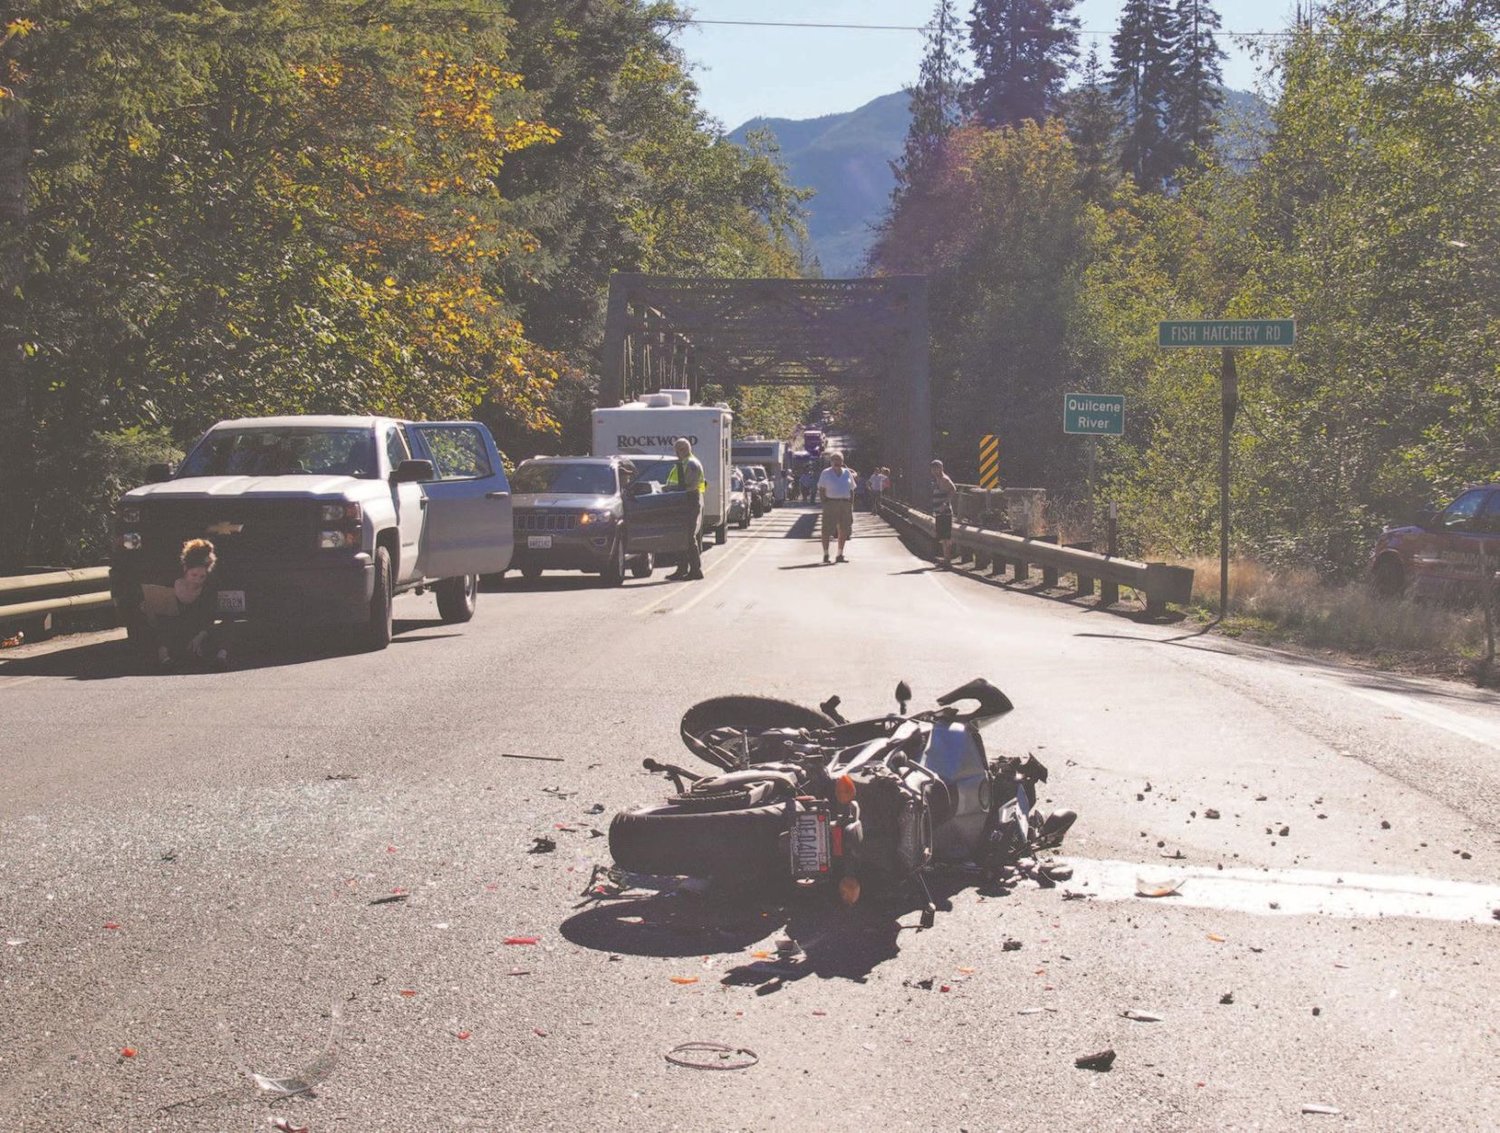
0 675 45 691
924 568 969 610
1063 857 1500 926
1337 684 1500 751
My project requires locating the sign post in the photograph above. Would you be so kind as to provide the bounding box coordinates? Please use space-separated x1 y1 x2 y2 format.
1158 319 1295 617
1064 394 1124 543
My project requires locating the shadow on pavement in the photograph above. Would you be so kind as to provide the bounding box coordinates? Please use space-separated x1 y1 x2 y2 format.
0 617 449 680
559 873 989 986
778 562 834 571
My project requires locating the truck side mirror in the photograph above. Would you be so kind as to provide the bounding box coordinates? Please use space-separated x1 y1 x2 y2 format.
391 458 435 484
144 462 174 483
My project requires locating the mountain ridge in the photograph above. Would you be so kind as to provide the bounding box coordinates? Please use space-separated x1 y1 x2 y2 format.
729 88 1273 278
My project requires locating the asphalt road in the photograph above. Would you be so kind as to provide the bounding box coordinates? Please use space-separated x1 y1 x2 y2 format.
2 504 1498 1131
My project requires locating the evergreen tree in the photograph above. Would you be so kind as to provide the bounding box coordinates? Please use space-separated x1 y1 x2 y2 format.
1060 43 1121 204
1108 0 1177 189
966 0 1081 128
1165 0 1227 173
892 0 969 203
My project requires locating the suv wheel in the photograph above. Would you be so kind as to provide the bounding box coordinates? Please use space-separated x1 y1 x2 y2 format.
630 552 654 579
435 573 478 622
600 539 626 587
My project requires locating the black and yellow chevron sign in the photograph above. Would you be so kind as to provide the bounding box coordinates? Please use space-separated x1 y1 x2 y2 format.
978 434 1000 488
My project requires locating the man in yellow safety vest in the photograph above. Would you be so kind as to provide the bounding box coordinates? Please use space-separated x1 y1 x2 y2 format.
665 437 706 581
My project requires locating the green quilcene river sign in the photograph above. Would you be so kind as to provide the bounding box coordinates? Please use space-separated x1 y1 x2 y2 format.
1157 319 1296 347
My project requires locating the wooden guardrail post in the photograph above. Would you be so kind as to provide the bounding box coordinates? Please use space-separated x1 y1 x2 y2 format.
1143 562 1195 617
1036 535 1060 587
1068 542 1096 595
1100 579 1120 606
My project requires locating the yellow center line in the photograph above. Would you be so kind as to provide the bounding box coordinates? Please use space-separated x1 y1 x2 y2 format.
669 531 769 615
633 532 763 617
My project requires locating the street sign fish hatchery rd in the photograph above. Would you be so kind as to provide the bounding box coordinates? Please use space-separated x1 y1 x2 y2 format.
1158 319 1296 347
1064 394 1124 436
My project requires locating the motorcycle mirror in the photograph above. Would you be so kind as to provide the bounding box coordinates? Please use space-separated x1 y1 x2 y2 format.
895 680 912 714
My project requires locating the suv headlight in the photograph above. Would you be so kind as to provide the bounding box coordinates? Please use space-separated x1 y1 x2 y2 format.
578 510 615 526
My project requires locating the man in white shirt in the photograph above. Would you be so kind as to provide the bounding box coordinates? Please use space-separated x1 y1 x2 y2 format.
816 451 857 564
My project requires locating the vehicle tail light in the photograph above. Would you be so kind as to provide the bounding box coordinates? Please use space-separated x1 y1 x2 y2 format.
834 775 857 805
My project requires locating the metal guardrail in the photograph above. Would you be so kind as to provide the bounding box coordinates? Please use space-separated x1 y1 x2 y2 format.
879 499 1194 617
0 567 114 628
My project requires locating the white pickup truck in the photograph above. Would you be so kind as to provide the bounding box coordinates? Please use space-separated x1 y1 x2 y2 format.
109 415 513 650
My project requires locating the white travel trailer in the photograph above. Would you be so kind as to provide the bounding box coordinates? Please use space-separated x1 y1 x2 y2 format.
592 390 733 544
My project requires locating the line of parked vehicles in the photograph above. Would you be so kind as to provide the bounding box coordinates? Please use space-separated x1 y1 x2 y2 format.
107 391 795 655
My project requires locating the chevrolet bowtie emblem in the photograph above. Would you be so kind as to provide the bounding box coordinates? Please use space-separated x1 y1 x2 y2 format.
205 521 244 535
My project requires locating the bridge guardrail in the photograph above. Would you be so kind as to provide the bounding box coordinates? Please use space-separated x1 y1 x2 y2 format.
0 567 114 629
878 499 1193 617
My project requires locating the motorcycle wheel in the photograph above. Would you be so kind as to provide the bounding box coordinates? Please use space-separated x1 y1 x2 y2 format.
608 801 789 881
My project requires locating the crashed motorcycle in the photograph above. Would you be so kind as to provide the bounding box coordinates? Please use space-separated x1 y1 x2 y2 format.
608 679 1077 917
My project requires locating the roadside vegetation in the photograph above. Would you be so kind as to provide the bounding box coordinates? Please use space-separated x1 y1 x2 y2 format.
861 0 1497 599
1177 555 1493 677
0 1 814 570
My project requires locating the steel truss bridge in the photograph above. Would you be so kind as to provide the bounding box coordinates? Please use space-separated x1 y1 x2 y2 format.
600 274 932 497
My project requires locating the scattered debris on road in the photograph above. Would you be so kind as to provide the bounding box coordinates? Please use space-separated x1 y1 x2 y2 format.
501 752 565 763
368 894 408 906
503 936 540 946
1121 1009 1163 1022
528 836 557 854
1135 876 1184 898
270 1120 309 1133
218 1002 341 1100
1219 992 1235 1005
665 1042 758 1071
1204 808 1221 820
1301 1103 1341 1115
1075 1048 1116 1072
1001 939 1023 952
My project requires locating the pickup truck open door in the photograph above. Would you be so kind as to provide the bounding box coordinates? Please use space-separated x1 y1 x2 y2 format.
406 423 514 578
622 484 702 555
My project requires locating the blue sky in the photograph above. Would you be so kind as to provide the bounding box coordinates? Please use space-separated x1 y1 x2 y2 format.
675 0 1298 129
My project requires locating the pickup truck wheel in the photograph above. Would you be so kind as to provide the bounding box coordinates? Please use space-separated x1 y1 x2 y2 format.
1372 557 1406 599
714 522 727 545
600 540 626 587
435 573 478 622
629 552 654 579
360 546 394 651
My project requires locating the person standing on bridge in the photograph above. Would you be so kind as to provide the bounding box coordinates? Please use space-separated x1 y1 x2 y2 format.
665 437 705 581
868 466 890 512
817 451 857 564
930 459 957 567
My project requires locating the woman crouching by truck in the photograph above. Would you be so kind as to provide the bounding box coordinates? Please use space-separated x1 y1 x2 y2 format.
132 538 229 671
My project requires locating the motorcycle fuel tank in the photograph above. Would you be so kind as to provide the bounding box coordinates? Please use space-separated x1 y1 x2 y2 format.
918 722 990 860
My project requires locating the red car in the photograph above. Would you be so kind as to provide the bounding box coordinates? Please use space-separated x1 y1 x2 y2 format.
1370 484 1500 598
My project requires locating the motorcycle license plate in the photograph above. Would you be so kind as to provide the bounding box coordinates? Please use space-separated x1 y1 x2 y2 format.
216 590 246 614
528 535 552 549
790 812 831 878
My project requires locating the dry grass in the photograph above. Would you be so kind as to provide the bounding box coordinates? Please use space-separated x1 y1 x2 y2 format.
1178 555 1489 671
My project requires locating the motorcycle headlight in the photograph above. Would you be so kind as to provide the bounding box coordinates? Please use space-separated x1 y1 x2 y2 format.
118 532 142 551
